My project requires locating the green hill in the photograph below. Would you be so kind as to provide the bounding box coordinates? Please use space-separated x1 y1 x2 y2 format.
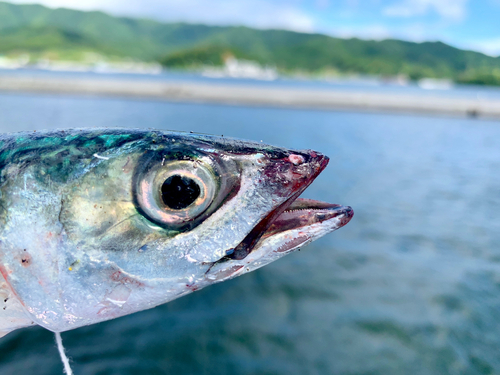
1 1 499 85
159 45 251 68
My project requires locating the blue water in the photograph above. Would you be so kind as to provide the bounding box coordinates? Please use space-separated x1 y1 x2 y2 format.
0 90 499 374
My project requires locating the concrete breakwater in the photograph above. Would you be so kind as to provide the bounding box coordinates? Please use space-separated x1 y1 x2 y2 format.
1 75 499 118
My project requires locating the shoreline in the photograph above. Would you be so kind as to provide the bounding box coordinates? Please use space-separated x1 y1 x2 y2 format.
1 75 500 118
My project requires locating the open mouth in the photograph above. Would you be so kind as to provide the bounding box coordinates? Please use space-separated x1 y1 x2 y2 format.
228 154 353 260
264 198 353 237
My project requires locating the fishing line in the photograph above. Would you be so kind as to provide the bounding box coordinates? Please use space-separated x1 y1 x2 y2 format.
55 332 74 375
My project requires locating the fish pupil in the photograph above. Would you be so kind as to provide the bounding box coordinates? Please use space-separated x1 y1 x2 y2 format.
161 175 201 210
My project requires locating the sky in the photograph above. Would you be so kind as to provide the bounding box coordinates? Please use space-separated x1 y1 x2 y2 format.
7 0 500 56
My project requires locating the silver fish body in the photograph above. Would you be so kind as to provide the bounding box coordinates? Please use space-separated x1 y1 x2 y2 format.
0 129 353 337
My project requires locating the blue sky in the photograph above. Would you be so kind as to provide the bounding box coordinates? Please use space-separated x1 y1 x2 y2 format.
7 0 500 56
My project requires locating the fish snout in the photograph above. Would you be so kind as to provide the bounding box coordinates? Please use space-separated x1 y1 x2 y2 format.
262 150 329 195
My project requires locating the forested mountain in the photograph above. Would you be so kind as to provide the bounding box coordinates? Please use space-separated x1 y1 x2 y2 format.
1 1 499 84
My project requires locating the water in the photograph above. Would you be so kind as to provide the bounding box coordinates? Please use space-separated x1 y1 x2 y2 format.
0 90 499 375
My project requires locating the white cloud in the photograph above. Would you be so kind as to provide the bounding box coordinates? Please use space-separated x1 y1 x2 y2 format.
461 37 500 56
383 0 468 20
6 0 316 32
253 6 315 32
328 21 457 46
7 0 108 11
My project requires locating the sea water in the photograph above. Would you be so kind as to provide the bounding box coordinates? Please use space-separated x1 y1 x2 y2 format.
0 88 499 375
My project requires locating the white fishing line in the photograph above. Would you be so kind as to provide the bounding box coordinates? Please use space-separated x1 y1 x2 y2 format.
55 332 74 375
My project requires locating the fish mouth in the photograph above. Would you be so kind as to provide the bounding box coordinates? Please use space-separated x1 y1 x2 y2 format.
229 154 353 260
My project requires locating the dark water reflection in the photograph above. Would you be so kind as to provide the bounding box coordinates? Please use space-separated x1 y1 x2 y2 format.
0 92 499 374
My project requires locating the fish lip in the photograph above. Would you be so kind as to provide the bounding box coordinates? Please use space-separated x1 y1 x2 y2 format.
228 153 333 260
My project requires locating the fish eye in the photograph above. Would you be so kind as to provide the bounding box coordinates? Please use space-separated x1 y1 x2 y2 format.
134 158 219 228
161 175 201 210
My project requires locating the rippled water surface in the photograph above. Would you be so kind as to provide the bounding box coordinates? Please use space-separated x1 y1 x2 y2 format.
0 90 499 375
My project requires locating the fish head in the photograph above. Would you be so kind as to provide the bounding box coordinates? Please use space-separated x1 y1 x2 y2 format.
0 129 353 333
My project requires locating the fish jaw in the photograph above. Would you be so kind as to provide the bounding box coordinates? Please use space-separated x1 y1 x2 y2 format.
205 200 354 283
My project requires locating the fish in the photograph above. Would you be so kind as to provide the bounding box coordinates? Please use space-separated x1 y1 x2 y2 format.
0 128 353 337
